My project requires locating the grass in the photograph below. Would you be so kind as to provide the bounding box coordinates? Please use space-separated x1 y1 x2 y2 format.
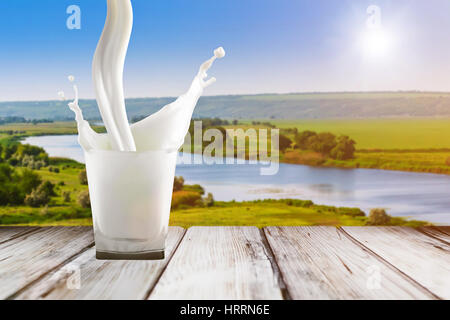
232 119 450 174
169 201 428 229
3 200 428 228
271 118 450 150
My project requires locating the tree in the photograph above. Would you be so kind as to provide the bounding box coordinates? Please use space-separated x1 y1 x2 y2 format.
78 169 88 185
330 136 356 160
309 132 336 155
203 193 215 207
39 181 56 197
62 191 71 203
25 189 50 207
173 176 185 192
368 208 391 226
78 190 91 209
24 181 56 207
278 134 292 152
19 169 42 195
295 131 317 149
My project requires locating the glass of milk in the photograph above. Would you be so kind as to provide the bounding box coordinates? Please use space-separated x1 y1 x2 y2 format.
65 42 224 260
85 148 178 260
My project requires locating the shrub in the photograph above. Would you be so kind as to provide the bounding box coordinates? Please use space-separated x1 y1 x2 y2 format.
203 193 215 207
295 131 317 149
368 208 391 225
183 184 205 195
172 191 202 209
39 181 56 197
295 130 356 160
19 169 42 195
40 205 49 216
173 176 185 192
25 189 50 207
78 190 91 209
62 191 71 203
336 207 366 217
278 134 292 152
7 158 20 166
78 170 88 185
330 136 356 160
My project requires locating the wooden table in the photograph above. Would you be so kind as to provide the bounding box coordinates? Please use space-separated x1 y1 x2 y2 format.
0 226 449 300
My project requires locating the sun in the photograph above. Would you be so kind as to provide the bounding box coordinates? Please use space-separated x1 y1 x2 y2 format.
362 28 392 59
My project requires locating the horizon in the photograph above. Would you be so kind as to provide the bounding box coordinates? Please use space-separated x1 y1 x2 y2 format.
3 90 450 104
1 1 450 100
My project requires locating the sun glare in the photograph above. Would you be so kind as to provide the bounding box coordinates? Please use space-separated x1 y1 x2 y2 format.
362 29 392 59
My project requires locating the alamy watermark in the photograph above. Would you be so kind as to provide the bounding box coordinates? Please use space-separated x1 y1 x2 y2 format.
178 121 280 176
366 5 382 30
67 5 81 30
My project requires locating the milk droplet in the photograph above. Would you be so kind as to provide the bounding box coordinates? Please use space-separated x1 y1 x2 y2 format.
68 75 75 83
214 47 226 59
58 91 66 101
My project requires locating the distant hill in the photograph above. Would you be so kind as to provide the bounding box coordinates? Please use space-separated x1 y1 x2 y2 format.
2 92 450 120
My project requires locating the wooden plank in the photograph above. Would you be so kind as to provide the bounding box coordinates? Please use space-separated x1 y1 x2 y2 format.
342 227 450 299
16 227 186 300
264 227 433 300
0 227 93 300
149 227 284 300
0 227 38 245
419 227 450 244
437 227 450 236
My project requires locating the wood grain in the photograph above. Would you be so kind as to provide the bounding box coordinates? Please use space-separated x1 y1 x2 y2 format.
419 227 450 244
437 227 450 236
342 227 450 299
149 227 283 300
0 227 38 245
264 227 432 300
16 227 185 300
0 227 93 299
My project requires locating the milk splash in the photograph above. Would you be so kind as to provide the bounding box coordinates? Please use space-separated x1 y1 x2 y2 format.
132 47 226 152
65 0 225 154
63 46 225 153
62 76 110 151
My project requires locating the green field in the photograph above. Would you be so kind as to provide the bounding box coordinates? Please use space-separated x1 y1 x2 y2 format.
271 118 450 150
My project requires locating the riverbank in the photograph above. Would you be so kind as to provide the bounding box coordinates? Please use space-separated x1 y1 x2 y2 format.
4 121 450 176
0 122 433 227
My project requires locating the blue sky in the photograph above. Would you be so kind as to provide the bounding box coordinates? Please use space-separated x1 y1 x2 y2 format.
0 0 450 101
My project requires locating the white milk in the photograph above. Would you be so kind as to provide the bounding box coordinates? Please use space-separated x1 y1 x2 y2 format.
64 0 225 259
92 0 136 152
131 47 226 151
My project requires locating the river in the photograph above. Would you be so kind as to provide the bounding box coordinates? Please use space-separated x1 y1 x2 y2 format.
23 135 450 225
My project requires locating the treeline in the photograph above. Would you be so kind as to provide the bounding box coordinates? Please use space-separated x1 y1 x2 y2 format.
132 115 241 127
294 131 356 160
0 116 54 125
0 164 56 207
0 140 55 207
1 142 49 170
